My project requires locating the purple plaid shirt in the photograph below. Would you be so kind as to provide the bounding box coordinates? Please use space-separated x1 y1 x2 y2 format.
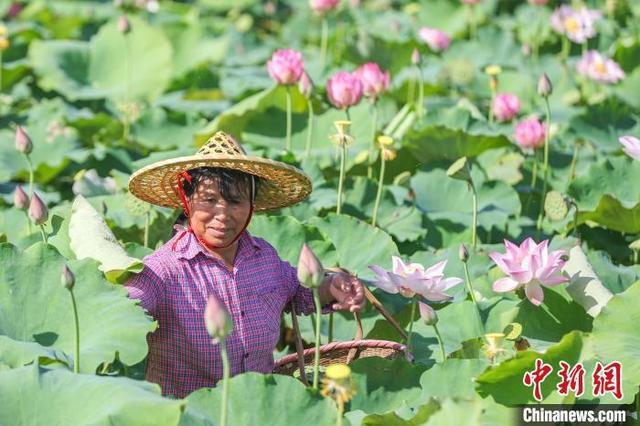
125 225 328 398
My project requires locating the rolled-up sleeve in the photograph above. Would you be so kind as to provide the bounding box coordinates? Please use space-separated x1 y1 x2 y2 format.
125 257 166 318
280 259 334 316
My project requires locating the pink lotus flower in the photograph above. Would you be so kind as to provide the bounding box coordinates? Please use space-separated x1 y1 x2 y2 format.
204 295 232 341
550 6 601 44
576 51 625 84
326 71 363 109
461 0 481 4
493 93 521 122
528 0 548 5
28 192 48 225
266 49 305 85
514 117 546 150
354 63 390 99
13 185 28 210
310 0 339 13
418 27 451 52
297 243 324 289
369 257 462 302
489 238 568 306
619 136 640 161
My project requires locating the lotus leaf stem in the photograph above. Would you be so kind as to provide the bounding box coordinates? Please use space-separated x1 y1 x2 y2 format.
406 296 417 353
286 85 292 151
371 149 386 227
433 323 446 362
220 337 230 426
367 102 378 178
320 18 328 70
39 224 48 244
537 98 552 231
144 211 150 248
70 289 80 373
305 99 315 159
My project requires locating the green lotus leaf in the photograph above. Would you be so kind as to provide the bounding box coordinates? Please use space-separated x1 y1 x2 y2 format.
248 214 337 267
29 16 173 102
69 195 143 283
405 107 511 162
0 336 72 370
0 243 156 372
354 401 440 426
163 22 229 78
420 397 516 426
0 364 183 425
475 331 583 405
349 357 427 415
307 213 400 280
613 68 640 109
568 156 640 233
588 281 640 404
411 168 521 233
586 250 640 295
133 107 206 151
180 372 337 426
419 359 489 400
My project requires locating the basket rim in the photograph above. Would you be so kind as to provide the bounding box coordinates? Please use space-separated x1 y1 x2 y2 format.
274 339 410 368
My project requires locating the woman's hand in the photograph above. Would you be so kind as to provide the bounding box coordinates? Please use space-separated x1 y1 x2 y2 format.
319 271 366 312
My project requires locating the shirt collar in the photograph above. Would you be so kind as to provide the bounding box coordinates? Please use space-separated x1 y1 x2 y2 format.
172 225 261 262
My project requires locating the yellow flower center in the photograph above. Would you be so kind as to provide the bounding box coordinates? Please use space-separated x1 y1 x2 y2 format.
564 17 580 34
594 61 607 75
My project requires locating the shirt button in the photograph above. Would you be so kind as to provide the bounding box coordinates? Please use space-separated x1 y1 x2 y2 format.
244 353 249 359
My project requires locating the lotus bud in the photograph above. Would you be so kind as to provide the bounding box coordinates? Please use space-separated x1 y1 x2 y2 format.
411 48 421 66
418 301 438 326
0 37 9 51
537 73 553 98
459 243 469 263
298 72 313 98
28 192 48 225
297 243 324 289
13 185 29 210
61 264 75 291
204 295 232 340
15 126 33 155
118 16 131 34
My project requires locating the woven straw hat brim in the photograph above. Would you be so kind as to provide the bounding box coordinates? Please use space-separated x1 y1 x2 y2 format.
128 154 312 212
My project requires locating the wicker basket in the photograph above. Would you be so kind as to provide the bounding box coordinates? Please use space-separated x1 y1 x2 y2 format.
273 269 412 384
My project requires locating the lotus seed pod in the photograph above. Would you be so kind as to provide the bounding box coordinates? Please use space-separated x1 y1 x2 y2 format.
544 191 569 221
446 156 471 182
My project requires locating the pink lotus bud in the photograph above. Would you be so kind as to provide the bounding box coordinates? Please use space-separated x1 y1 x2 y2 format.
118 16 130 34
61 264 75 290
492 93 521 122
537 73 553 97
411 48 421 65
418 301 438 326
13 185 29 210
15 126 33 155
28 192 48 225
298 72 314 98
528 0 548 5
266 49 305 85
418 27 451 52
297 243 324 289
514 118 546 150
354 62 390 99
326 71 363 109
461 0 481 4
309 0 339 14
204 295 232 340
459 243 469 263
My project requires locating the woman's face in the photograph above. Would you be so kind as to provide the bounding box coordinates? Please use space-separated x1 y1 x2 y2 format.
187 177 251 249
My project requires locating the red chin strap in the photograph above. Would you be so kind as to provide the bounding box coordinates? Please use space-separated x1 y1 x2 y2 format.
171 171 254 252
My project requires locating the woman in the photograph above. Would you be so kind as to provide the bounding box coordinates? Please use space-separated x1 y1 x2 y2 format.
126 131 365 399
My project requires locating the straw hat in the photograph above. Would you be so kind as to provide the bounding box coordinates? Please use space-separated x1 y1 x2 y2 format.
128 131 312 211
